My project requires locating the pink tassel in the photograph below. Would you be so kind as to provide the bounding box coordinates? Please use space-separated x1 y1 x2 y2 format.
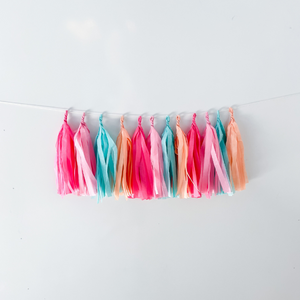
146 116 168 198
55 110 78 195
131 116 154 200
200 112 231 198
186 113 202 198
175 115 189 198
74 113 97 196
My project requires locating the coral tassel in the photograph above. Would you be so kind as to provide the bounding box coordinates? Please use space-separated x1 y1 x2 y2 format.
226 108 248 191
114 116 133 199
161 116 177 197
55 110 78 195
74 113 97 196
186 113 202 198
146 116 168 198
131 116 154 200
94 114 117 202
175 115 188 198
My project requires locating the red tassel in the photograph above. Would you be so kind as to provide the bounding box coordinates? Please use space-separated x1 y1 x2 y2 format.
130 116 154 200
186 113 202 198
55 110 78 195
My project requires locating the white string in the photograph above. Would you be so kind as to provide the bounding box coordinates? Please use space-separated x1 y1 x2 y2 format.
0 91 299 116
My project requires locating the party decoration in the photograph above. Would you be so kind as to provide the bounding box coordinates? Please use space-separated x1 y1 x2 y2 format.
175 115 189 198
131 116 154 200
161 116 177 197
215 111 234 195
114 116 133 199
55 110 78 195
94 115 117 202
55 109 248 199
146 116 168 198
200 112 231 198
74 113 97 196
226 108 248 191
186 113 202 198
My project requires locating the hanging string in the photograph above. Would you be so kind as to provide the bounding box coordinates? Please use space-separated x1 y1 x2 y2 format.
1 91 299 115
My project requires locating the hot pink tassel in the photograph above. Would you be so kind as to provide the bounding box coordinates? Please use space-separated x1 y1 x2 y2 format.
200 112 231 198
146 116 168 198
74 113 97 196
131 116 154 200
55 110 78 195
186 113 202 198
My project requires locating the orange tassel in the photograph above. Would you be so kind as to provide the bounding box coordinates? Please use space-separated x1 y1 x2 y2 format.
175 115 189 198
226 108 248 191
114 116 133 199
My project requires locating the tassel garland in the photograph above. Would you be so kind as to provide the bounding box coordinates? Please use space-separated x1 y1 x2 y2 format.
56 109 248 200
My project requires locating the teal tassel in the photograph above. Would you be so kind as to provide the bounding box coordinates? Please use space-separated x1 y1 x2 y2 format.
94 115 117 202
161 116 177 197
215 111 235 195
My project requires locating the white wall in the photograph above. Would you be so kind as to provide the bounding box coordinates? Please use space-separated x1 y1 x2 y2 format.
0 1 300 300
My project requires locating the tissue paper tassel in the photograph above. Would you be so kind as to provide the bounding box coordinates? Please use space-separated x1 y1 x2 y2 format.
94 114 117 202
74 113 97 196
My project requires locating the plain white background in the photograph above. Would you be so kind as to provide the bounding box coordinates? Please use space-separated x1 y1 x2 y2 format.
0 1 300 299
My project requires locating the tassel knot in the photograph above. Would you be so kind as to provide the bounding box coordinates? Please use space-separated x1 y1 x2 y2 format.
99 114 103 126
205 112 211 125
192 113 196 126
64 110 68 122
81 113 85 124
120 115 124 128
229 108 235 122
176 115 180 125
138 116 142 126
150 116 154 126
166 115 170 126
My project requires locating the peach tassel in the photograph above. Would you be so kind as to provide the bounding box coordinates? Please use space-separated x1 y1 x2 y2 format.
226 108 248 191
175 115 189 198
114 116 133 199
